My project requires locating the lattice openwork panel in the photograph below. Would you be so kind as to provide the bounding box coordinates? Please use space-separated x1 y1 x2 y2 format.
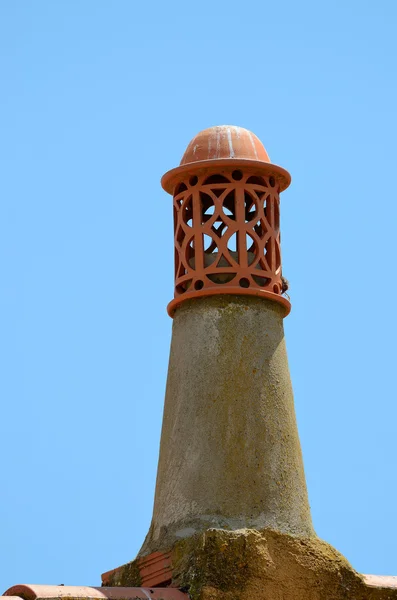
172 168 284 304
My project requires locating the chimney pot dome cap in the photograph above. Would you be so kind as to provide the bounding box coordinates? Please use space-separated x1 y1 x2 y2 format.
180 125 271 165
162 125 291 193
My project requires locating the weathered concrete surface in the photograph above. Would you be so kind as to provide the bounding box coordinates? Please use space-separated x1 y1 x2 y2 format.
104 528 397 599
170 529 382 600
172 529 397 600
140 296 314 556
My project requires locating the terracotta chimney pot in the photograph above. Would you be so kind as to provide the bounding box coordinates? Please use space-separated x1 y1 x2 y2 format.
162 125 291 317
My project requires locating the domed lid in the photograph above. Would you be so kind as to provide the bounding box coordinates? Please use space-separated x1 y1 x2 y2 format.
180 125 271 165
161 125 291 193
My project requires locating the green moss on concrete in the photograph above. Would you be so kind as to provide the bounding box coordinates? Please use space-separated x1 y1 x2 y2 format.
105 528 397 599
170 528 396 600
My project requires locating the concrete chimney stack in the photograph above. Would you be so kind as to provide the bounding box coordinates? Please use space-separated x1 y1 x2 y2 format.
2 129 396 600
100 127 397 600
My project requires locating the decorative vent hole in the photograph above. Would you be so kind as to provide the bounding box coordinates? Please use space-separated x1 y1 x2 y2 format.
246 234 258 264
247 176 267 186
204 174 230 184
252 275 270 287
207 273 236 284
175 182 188 195
204 234 215 251
176 280 192 294
212 221 227 238
227 232 238 253
244 192 257 222
223 190 236 220
182 196 193 227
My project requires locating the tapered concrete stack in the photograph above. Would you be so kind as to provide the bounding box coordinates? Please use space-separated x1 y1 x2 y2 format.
102 127 397 599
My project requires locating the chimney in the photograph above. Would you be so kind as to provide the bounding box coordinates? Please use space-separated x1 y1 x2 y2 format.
139 125 314 557
101 127 392 600
0 124 391 600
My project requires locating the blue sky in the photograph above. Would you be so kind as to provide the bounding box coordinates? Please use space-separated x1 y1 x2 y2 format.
1 0 396 592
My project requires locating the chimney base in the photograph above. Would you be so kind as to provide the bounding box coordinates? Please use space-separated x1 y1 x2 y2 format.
101 528 395 600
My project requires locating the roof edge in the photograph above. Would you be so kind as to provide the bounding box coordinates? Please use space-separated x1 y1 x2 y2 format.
3 586 188 600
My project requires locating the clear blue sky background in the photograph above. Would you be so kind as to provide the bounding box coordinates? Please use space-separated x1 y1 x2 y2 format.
1 0 396 592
